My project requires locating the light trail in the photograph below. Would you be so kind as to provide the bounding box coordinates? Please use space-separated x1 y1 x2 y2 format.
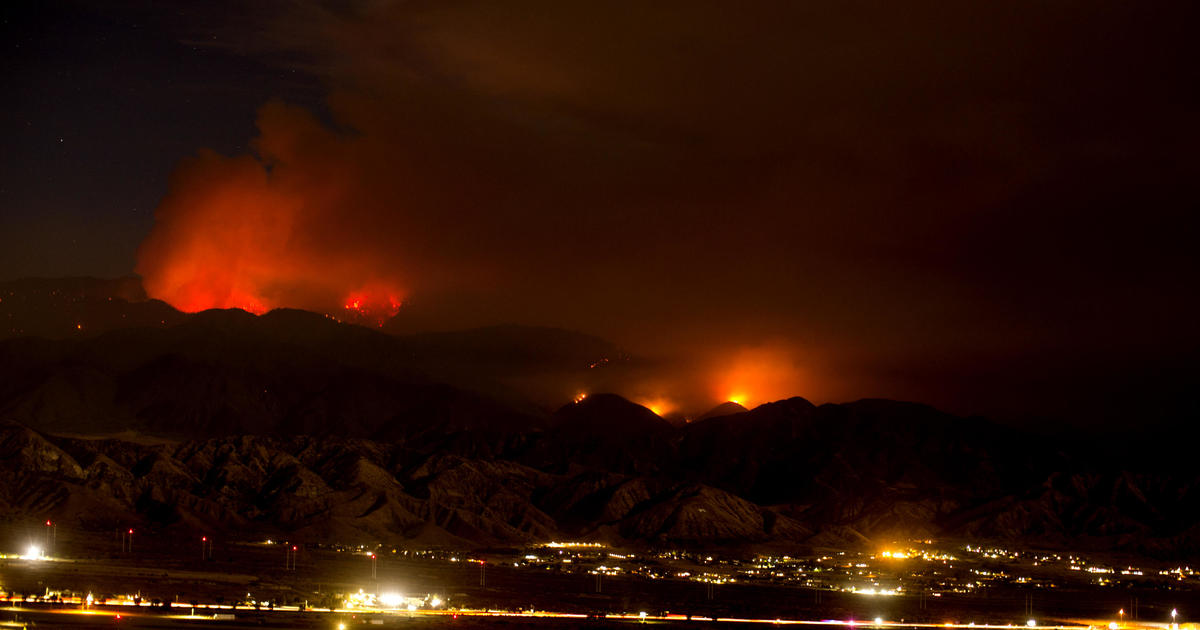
0 599 1111 629
8 595 1194 630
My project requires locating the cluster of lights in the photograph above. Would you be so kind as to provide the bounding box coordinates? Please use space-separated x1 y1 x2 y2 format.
342 589 444 612
847 586 900 596
22 545 43 561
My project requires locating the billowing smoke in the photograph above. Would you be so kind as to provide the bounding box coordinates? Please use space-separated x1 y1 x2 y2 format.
135 102 407 324
133 1 1198 423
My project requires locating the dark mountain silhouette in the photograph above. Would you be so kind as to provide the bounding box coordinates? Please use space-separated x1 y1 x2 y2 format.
0 276 186 340
516 394 676 476
696 401 749 421
387 325 634 411
0 306 540 441
0 276 624 419
4 394 1198 554
1 278 1198 556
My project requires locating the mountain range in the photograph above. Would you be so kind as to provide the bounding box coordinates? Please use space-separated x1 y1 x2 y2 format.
1 277 1197 557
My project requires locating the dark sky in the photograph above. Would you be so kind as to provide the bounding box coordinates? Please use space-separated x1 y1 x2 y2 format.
3 1 1198 426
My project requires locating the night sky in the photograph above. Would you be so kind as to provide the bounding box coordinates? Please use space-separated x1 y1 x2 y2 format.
3 1 1198 427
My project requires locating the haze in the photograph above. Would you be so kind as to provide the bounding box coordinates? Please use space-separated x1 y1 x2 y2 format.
3 1 1198 426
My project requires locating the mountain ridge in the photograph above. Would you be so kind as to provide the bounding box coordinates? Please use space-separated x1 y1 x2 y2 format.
2 277 1198 556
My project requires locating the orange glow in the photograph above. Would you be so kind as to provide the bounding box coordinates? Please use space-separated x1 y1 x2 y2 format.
342 287 404 326
710 344 806 409
638 396 676 417
136 102 410 319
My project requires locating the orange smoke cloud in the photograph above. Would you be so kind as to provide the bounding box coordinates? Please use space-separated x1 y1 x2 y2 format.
135 102 407 320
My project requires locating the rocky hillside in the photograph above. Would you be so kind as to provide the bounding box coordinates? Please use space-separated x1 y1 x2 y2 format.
1 278 1197 556
0 418 803 548
3 394 1198 555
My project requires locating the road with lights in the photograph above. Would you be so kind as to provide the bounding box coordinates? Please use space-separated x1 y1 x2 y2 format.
1 532 1193 630
6 598 1193 630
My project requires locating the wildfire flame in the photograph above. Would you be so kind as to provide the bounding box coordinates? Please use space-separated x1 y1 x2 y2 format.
711 345 806 409
342 289 403 327
638 396 676 417
135 102 410 321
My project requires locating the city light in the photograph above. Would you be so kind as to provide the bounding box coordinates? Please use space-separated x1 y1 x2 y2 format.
23 544 43 560
378 592 404 608
1027 620 1037 627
